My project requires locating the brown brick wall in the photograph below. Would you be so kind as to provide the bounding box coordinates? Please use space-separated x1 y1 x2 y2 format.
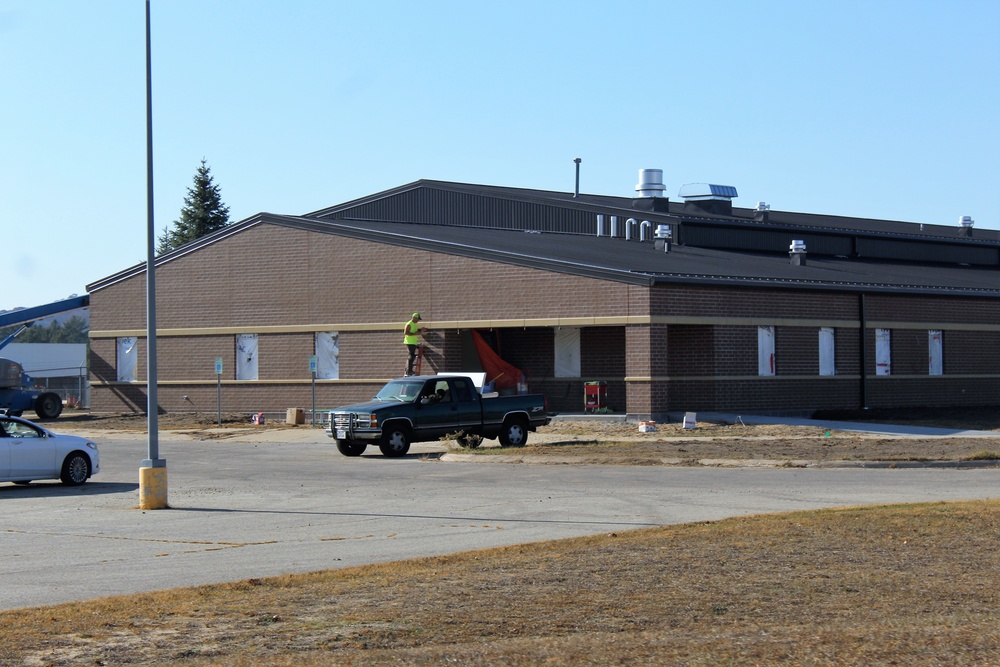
88 222 1000 416
652 285 859 320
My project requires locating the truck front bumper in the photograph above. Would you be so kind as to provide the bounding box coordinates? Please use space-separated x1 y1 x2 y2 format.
326 412 382 441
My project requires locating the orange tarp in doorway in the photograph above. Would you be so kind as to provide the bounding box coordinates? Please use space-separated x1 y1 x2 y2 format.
471 330 523 391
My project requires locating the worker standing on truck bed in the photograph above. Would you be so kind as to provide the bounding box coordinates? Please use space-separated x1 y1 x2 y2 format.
403 312 427 376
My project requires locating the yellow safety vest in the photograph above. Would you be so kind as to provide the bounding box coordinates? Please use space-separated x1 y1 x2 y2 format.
404 321 420 345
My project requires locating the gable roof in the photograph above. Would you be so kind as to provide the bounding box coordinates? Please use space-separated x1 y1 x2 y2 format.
87 180 1000 298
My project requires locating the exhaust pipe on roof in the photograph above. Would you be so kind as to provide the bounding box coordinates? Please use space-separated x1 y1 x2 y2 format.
654 224 672 253
959 215 974 237
625 218 637 240
789 239 807 266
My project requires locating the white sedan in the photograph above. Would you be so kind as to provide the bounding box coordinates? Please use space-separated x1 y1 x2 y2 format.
0 414 100 486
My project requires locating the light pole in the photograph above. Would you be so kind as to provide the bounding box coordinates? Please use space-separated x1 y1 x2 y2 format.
139 0 167 509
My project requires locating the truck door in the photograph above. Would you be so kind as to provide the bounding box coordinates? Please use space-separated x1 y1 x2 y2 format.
450 377 483 432
412 379 459 437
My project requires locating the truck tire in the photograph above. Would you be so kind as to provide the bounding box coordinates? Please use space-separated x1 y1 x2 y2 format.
379 425 411 457
499 417 529 447
336 440 367 457
60 452 90 485
34 393 63 420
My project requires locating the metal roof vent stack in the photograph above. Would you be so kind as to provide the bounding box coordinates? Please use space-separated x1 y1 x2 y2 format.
654 224 672 253
959 215 974 237
573 158 582 198
755 201 770 222
633 169 670 212
678 183 738 216
635 169 666 197
789 239 807 266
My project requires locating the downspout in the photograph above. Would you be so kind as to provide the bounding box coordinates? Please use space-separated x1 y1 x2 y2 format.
859 293 868 410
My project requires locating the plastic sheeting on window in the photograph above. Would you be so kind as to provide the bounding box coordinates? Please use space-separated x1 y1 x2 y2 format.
554 327 581 378
315 332 339 379
928 330 943 376
875 329 891 376
236 334 259 380
819 327 835 376
758 326 775 376
116 337 137 382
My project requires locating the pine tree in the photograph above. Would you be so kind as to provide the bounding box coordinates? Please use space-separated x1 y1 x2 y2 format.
157 159 231 254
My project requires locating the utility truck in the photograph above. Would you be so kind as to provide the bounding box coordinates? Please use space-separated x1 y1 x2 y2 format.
0 295 90 421
326 374 550 457
0 328 63 420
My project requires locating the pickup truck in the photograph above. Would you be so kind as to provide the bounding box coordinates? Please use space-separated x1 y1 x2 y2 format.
325 375 550 457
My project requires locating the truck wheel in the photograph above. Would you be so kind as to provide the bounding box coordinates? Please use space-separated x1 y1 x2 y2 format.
34 393 63 420
499 418 529 447
336 440 367 457
60 452 90 485
379 426 411 457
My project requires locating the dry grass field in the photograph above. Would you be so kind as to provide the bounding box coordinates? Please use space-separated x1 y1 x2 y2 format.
1 500 997 666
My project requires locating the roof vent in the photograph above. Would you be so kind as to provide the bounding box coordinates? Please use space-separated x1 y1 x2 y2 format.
678 183 738 216
654 224 672 253
755 201 770 222
678 183 738 201
789 239 807 266
959 215 974 237
635 169 667 198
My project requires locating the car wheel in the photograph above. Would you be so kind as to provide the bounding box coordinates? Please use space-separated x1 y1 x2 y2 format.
336 440 367 456
456 433 483 449
379 425 411 457
60 452 90 485
34 393 63 420
498 418 529 447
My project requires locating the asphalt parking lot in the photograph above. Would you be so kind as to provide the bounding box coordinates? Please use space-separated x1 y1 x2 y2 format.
2 429 998 611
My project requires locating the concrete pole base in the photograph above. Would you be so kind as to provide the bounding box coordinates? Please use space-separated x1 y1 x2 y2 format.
139 466 168 510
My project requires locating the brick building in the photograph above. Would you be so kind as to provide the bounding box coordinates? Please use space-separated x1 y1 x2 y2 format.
86 172 1000 419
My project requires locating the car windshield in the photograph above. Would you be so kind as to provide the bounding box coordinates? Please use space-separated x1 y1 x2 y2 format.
374 380 426 403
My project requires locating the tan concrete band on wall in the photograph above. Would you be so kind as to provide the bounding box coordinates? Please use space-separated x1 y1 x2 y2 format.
90 373 1000 389
89 315 1000 340
623 374 1000 382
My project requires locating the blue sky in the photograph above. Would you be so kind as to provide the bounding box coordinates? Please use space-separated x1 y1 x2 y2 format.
1 0 998 312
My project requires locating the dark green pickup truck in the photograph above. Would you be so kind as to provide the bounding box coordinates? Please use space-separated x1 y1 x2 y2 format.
325 375 550 457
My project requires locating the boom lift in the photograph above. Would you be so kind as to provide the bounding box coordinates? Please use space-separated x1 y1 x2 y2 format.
0 295 89 420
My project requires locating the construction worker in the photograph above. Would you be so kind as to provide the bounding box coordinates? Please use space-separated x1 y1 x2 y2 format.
403 312 426 376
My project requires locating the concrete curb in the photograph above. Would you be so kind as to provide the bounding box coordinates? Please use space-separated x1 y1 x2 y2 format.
439 452 1000 469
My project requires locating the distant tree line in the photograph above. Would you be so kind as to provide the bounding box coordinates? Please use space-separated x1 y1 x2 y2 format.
0 316 89 345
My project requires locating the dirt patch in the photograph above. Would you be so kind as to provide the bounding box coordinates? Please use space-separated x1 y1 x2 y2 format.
469 412 1000 464
52 407 1000 463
